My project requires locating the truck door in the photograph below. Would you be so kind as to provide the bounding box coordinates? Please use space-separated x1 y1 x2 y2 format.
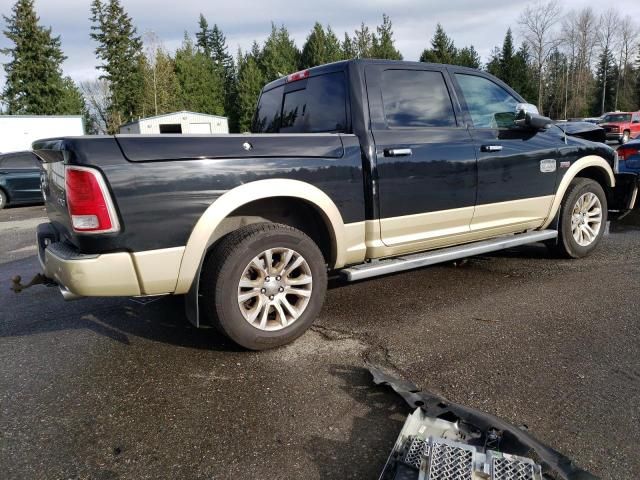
366 65 478 251
450 71 559 232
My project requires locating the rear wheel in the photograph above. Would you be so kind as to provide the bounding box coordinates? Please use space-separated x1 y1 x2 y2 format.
550 178 607 258
0 189 7 210
200 223 327 350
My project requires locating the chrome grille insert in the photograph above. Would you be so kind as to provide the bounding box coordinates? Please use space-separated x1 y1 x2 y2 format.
491 456 536 480
427 440 474 480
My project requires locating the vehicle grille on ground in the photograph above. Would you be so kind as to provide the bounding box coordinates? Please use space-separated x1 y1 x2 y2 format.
491 456 536 480
403 437 429 469
427 441 474 480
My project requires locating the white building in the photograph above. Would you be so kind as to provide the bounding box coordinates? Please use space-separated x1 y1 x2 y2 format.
120 111 229 135
0 115 84 153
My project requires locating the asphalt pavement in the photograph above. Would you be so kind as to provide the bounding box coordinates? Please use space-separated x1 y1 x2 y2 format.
1 205 639 479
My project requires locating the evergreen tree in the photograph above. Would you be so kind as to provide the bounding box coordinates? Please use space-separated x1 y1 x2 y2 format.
371 14 402 60
236 45 264 132
420 24 457 64
512 43 537 102
456 46 481 68
208 23 236 128
325 27 343 63
341 32 356 59
301 23 328 68
1 0 80 115
486 46 502 77
499 28 517 82
260 24 300 81
300 23 344 68
90 0 144 132
196 14 212 56
174 35 225 116
593 48 616 115
58 77 86 115
352 22 373 58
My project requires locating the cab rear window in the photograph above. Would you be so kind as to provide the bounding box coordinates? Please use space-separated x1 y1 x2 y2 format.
252 71 347 134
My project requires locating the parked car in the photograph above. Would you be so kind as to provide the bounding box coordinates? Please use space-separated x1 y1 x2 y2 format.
33 60 639 349
617 139 640 176
598 111 640 144
555 121 606 143
0 151 43 209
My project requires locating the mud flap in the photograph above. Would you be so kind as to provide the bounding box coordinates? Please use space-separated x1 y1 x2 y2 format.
610 172 639 221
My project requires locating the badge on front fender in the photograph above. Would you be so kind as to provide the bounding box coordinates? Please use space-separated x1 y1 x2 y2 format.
540 159 557 173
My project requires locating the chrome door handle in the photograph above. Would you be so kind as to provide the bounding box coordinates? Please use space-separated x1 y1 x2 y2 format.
481 145 503 152
384 148 412 157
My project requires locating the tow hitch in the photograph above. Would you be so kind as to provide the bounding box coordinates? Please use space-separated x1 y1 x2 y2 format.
10 273 56 293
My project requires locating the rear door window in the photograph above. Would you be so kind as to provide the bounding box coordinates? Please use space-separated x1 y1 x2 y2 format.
380 69 457 128
1 153 39 169
252 71 347 133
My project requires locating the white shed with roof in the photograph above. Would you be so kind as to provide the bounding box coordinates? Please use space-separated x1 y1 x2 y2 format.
120 111 229 135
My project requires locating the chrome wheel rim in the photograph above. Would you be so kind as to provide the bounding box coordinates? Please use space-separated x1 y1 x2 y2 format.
571 192 602 246
237 248 313 331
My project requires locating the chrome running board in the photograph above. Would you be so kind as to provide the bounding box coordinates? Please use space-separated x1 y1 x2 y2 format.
341 229 558 281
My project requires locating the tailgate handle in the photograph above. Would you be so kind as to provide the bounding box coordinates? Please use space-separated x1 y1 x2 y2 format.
384 148 412 157
481 145 503 152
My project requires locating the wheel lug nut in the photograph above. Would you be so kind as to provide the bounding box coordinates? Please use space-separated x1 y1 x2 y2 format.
269 295 274 300
261 288 266 293
265 276 270 282
279 287 284 292
276 276 281 281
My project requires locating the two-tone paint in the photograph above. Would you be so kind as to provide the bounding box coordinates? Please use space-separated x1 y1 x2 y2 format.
33 60 636 302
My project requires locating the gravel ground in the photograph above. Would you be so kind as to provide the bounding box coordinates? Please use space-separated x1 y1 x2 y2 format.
1 205 639 479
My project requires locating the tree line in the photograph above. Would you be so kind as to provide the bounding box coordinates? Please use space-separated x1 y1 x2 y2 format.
2 0 640 134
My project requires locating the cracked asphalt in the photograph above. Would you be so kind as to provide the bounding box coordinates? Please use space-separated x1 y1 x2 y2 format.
1 205 639 479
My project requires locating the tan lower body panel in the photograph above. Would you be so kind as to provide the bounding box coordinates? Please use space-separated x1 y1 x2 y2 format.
365 196 554 259
44 248 142 297
132 247 185 295
44 246 186 297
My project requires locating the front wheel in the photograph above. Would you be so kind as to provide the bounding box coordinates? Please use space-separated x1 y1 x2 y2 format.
0 189 7 210
200 223 328 350
550 178 607 258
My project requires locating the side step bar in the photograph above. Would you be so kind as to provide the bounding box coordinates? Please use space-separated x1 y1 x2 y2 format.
341 229 558 281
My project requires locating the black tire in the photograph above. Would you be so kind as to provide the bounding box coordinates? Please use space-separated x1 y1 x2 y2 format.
550 178 607 258
0 189 7 210
620 130 630 144
200 222 328 350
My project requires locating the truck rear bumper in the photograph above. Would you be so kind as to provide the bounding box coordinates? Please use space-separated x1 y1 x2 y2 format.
37 223 185 298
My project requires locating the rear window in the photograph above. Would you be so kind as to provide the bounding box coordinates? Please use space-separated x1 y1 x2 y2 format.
0 153 39 169
252 71 347 133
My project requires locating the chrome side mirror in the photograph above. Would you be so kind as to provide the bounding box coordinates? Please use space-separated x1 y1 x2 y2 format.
515 103 539 116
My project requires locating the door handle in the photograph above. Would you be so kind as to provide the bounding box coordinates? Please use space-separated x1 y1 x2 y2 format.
384 148 412 157
481 145 503 152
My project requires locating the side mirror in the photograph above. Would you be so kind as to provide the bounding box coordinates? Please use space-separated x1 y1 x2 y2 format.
515 109 552 131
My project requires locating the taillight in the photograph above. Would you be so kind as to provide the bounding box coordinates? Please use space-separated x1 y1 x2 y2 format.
286 69 309 83
65 166 119 233
617 146 638 161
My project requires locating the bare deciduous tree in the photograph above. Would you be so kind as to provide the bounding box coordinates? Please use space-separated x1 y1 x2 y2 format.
596 9 621 115
80 79 110 134
614 16 639 110
518 0 562 114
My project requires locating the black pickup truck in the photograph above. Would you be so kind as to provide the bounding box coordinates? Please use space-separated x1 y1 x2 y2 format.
34 60 638 350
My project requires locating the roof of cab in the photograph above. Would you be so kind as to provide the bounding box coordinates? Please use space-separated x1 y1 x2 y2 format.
260 59 483 92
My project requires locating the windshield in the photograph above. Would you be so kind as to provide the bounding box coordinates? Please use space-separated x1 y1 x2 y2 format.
602 113 631 123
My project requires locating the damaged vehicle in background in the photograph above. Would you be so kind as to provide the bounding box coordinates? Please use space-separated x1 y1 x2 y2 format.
30 60 639 350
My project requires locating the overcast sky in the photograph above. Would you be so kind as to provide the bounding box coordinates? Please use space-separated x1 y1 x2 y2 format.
1 0 640 86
